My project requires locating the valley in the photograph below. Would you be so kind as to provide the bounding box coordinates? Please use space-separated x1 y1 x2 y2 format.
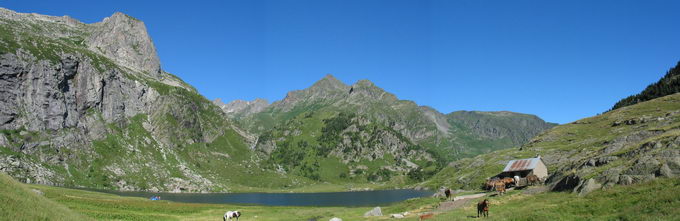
0 5 679 221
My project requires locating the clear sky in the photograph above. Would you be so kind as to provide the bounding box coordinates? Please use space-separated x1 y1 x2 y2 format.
3 0 679 124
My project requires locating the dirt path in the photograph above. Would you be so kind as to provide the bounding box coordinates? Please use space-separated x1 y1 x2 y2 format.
435 193 487 212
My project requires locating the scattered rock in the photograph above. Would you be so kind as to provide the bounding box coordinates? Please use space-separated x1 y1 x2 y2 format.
657 164 675 178
364 206 382 217
31 189 43 195
329 217 342 221
390 214 405 218
576 178 602 196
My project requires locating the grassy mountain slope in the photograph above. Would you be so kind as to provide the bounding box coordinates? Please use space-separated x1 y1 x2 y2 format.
226 75 554 184
0 172 90 220
423 92 680 193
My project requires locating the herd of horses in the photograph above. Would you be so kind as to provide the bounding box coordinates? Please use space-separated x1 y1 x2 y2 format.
222 175 543 220
484 174 541 195
470 174 542 218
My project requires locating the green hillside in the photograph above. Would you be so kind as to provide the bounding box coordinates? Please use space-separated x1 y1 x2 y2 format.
423 92 680 193
226 76 555 184
432 177 680 220
0 172 90 221
0 8 299 192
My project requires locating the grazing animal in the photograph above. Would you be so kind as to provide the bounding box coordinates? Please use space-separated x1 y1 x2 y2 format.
527 175 540 185
477 199 489 218
419 213 434 220
444 188 451 200
501 177 515 187
223 211 241 221
493 182 506 195
484 179 499 191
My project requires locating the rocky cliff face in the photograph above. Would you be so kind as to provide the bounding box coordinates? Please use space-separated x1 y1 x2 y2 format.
0 8 292 192
86 12 161 77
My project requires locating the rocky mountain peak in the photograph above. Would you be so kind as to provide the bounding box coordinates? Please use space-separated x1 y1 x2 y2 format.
349 79 397 102
309 74 349 92
87 11 161 78
214 98 270 116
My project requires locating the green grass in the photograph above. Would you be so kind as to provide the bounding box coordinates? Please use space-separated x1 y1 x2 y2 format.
429 178 680 221
24 179 439 221
423 93 680 190
0 172 91 221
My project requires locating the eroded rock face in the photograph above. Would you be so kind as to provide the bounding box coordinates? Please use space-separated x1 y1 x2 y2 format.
0 8 251 192
87 12 161 77
0 53 154 131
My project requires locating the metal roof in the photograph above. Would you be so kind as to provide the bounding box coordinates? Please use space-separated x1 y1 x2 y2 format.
502 157 543 172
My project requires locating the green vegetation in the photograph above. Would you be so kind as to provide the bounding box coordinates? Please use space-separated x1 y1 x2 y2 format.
5 171 680 221
424 91 680 191
432 178 680 221
0 172 91 221
19 176 439 221
612 61 680 110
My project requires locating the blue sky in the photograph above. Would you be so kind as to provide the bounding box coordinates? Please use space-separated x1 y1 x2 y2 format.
3 0 679 124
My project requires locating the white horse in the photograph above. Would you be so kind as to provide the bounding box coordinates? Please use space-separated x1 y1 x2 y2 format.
223 211 241 221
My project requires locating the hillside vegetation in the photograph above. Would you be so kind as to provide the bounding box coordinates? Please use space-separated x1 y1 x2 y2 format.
0 172 90 221
0 8 302 192
432 178 680 221
217 75 555 184
423 92 680 194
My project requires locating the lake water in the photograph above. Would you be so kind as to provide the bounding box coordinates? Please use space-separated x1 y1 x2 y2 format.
97 189 434 206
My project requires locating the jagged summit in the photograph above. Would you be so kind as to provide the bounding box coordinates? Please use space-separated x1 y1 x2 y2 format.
0 8 161 78
309 74 349 91
87 11 161 77
213 98 270 116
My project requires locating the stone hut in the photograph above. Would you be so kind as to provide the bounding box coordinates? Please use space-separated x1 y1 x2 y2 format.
500 156 548 179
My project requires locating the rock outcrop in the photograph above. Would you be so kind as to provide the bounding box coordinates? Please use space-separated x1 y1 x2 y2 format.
86 12 161 77
0 8 290 192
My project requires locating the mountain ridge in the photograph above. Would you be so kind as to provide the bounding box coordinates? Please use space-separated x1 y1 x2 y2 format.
216 74 556 183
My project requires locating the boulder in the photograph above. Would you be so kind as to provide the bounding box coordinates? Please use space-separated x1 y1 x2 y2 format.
658 164 675 178
364 207 382 217
576 178 602 196
329 218 342 221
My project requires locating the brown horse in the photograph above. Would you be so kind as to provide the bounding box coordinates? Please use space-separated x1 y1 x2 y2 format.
500 177 515 187
477 199 489 218
484 179 498 191
494 182 506 195
526 175 540 185
419 213 434 220
444 188 451 200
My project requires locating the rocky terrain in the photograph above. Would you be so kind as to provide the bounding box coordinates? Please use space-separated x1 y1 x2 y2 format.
0 8 294 192
423 91 680 195
213 98 270 119
217 75 556 183
0 8 557 191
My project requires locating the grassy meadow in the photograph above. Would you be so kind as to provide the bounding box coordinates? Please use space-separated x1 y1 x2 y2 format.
3 171 680 220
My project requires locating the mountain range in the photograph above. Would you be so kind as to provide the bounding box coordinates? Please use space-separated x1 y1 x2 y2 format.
0 8 553 192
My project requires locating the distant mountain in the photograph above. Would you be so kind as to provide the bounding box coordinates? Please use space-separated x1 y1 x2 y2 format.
611 61 680 110
212 98 270 119
219 75 556 183
0 8 295 192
